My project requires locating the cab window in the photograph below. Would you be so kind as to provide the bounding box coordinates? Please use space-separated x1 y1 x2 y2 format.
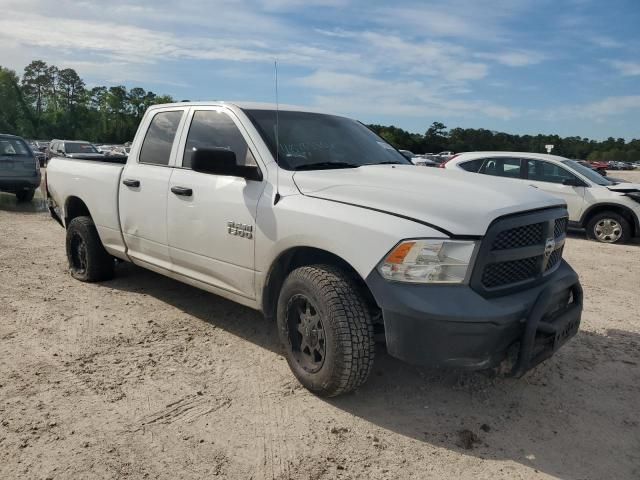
182 110 257 169
480 158 523 179
139 110 184 166
526 159 579 184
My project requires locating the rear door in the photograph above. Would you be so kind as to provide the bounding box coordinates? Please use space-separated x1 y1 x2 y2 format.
524 159 586 220
166 106 265 298
118 107 187 270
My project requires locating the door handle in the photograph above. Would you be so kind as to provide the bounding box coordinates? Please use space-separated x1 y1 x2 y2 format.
528 184 538 188
123 178 140 187
171 186 193 196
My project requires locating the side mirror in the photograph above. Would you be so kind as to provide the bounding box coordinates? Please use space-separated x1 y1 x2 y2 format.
191 148 262 181
562 178 584 187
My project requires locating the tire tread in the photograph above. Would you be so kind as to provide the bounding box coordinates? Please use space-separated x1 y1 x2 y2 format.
282 265 375 397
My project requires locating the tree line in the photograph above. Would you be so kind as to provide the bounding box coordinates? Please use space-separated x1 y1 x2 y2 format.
1 59 639 162
370 121 640 163
0 60 174 143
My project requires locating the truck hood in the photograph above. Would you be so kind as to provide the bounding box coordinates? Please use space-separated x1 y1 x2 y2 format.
293 165 564 236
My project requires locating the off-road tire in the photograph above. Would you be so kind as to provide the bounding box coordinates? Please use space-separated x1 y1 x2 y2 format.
586 211 631 244
66 216 114 282
277 265 375 397
16 189 35 202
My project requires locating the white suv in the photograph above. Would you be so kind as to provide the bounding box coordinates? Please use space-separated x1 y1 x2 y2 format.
444 152 640 244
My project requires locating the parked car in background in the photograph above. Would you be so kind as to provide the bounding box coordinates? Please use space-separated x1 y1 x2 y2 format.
411 155 438 167
109 145 131 157
27 140 47 167
589 161 609 175
576 160 606 177
444 152 640 244
46 102 583 396
398 149 415 160
398 150 437 167
47 140 105 163
0 134 41 202
96 144 117 154
609 161 634 170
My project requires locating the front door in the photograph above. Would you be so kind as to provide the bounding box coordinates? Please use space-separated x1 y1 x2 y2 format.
524 159 586 220
167 107 265 299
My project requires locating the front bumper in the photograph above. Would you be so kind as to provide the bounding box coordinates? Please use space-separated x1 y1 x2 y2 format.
366 261 582 375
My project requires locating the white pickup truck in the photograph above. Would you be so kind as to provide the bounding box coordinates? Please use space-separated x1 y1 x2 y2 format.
46 102 583 396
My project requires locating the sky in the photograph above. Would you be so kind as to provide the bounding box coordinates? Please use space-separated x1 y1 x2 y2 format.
1 0 639 140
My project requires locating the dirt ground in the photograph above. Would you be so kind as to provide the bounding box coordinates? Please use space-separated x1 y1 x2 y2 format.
1 171 639 480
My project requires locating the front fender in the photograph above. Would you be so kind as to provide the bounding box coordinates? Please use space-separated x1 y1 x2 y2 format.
255 194 448 281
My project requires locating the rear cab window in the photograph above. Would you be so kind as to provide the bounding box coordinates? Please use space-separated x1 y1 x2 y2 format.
139 110 185 166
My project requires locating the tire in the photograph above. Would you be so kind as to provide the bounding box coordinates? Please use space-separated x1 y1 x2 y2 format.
15 189 35 202
65 216 115 282
276 265 375 397
586 211 631 244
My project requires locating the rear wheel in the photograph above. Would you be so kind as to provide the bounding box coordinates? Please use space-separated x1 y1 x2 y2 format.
66 216 114 282
16 189 35 202
586 211 631 244
276 265 375 397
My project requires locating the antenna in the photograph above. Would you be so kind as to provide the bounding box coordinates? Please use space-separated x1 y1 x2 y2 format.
273 59 281 205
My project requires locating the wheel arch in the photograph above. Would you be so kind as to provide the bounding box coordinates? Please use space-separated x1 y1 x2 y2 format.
580 203 639 237
64 196 92 228
262 246 380 322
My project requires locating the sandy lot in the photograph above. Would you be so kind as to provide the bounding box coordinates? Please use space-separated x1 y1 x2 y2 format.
1 171 639 480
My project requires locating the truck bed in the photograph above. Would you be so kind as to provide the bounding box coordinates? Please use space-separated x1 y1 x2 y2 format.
46 156 128 258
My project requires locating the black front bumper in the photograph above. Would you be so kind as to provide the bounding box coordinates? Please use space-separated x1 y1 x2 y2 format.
366 261 582 375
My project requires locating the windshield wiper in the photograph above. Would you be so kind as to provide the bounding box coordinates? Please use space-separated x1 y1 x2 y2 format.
294 161 361 171
363 161 407 166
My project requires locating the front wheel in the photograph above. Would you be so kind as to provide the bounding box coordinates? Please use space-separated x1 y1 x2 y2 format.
276 265 375 397
586 212 631 244
66 216 115 282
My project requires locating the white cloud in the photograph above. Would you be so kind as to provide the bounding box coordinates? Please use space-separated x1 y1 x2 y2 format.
297 70 515 120
581 96 640 117
476 50 546 67
609 60 640 76
544 95 640 122
590 35 624 49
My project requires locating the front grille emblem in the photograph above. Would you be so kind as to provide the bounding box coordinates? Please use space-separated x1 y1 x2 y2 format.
544 238 556 259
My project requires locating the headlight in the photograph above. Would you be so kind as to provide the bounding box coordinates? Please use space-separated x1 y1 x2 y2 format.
378 239 477 284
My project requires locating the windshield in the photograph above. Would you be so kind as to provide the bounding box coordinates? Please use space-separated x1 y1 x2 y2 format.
0 138 31 156
244 109 411 170
561 160 613 186
66 142 99 154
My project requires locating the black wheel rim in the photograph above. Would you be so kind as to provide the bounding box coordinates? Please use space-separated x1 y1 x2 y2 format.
70 233 88 274
285 294 326 373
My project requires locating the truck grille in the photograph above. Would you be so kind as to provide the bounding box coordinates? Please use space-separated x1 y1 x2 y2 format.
471 208 569 296
482 256 539 288
492 223 543 250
